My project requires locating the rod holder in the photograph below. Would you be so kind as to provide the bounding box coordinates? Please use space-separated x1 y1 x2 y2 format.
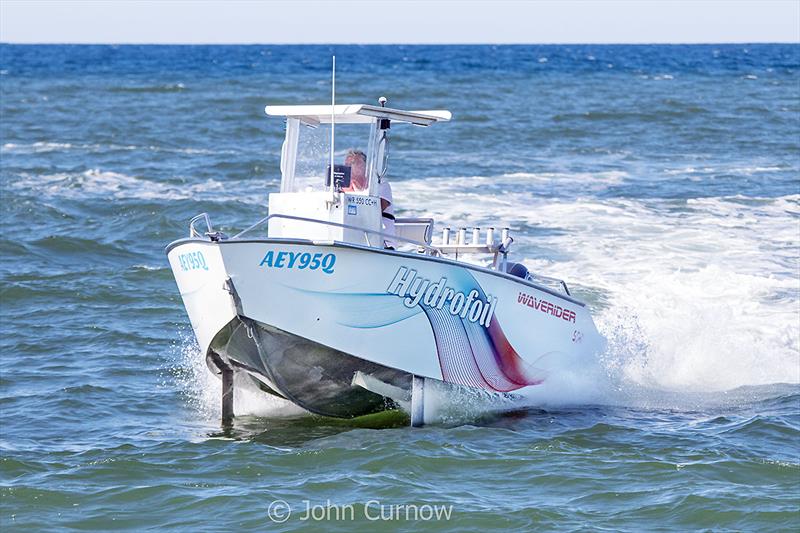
442 227 450 245
501 227 510 243
457 228 466 245
486 227 495 245
471 227 480 244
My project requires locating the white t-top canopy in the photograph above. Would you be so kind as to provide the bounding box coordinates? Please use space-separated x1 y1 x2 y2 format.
265 104 451 126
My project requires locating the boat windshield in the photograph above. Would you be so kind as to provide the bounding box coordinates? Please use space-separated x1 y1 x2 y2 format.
283 120 374 195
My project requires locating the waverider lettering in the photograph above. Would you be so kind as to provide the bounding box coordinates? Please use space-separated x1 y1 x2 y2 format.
386 267 496 328
517 291 576 323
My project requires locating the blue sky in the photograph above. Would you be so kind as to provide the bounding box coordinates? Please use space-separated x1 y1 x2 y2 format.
1 0 798 44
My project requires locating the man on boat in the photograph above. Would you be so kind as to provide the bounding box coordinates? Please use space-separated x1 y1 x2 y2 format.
344 149 396 248
343 149 368 192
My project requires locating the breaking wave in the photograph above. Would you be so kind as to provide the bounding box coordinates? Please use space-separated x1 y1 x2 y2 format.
8 169 274 203
1 141 237 155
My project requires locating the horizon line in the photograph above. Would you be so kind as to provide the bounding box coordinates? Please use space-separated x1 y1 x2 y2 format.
1 41 798 46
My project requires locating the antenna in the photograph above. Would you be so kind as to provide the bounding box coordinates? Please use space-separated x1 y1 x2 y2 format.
329 55 336 198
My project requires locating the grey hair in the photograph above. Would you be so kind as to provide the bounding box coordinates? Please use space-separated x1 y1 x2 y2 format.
345 149 367 162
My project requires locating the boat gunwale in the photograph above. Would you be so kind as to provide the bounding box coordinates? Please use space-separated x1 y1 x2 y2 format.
166 236 587 307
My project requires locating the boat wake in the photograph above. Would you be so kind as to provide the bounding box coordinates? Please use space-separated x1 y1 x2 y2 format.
396 178 799 412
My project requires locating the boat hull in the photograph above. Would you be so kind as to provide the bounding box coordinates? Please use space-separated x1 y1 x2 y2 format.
208 316 409 417
167 238 604 418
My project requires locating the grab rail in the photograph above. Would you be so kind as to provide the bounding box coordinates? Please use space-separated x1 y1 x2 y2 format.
526 272 572 296
191 212 570 295
189 213 214 238
232 213 444 257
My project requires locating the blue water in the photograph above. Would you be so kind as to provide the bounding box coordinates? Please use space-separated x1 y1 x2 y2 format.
1 44 799 531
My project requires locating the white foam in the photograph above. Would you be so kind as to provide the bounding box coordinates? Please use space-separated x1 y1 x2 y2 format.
1 142 236 155
10 168 270 204
132 264 164 271
397 173 799 400
663 165 784 176
172 332 305 421
394 171 628 226
2 141 74 153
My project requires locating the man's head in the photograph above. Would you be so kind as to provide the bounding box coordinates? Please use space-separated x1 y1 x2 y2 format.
345 149 368 190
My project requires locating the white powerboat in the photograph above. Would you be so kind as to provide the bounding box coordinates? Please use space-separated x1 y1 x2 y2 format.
167 99 604 426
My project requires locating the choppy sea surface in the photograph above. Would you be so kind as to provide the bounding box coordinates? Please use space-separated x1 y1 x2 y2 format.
1 44 799 531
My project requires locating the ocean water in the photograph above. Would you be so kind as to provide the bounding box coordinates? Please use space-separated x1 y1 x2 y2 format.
1 44 798 531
